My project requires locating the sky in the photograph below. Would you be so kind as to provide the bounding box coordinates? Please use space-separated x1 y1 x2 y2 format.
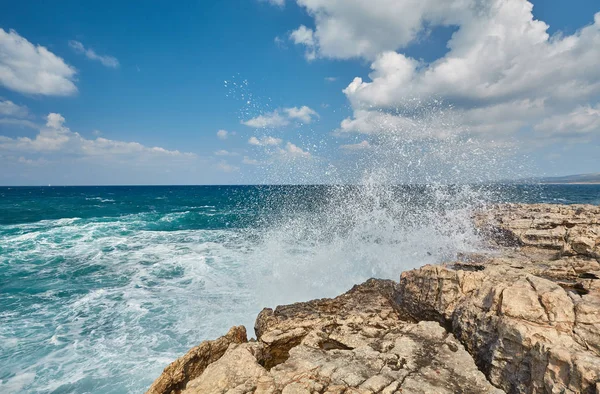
0 0 599 185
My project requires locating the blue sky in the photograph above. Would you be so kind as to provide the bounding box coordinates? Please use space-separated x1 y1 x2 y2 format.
0 0 599 185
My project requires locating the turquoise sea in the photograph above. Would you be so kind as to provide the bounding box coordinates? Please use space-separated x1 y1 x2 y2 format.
1 184 599 393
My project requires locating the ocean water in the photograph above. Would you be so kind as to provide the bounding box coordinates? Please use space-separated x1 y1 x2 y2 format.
1 184 599 393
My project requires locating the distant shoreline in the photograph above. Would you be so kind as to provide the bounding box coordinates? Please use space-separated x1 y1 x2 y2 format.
538 182 600 185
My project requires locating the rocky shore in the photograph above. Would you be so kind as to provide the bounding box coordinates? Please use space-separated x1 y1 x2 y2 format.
147 204 600 394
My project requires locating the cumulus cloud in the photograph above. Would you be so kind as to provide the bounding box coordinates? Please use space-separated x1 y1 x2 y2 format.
339 110 416 135
242 106 319 128
248 136 283 146
0 113 194 157
242 111 289 128
69 40 119 68
283 106 320 123
216 161 239 173
0 99 36 129
0 99 28 117
289 0 471 60
342 10 600 111
278 142 311 158
290 25 316 60
248 136 311 159
216 129 229 139
534 104 600 137
0 29 77 96
288 0 600 141
242 156 262 165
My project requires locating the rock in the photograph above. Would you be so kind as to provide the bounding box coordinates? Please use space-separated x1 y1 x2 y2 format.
398 264 600 393
474 203 600 259
149 280 501 394
148 204 600 394
146 326 248 394
183 343 269 393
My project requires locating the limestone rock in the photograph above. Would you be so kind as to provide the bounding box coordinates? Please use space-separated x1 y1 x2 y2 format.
147 326 248 394
148 203 600 394
397 263 600 392
475 203 600 259
150 280 501 394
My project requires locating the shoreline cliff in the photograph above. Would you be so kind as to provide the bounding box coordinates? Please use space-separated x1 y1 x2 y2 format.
147 204 600 394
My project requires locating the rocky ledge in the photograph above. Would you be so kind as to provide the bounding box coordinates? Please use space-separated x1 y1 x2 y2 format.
147 204 600 394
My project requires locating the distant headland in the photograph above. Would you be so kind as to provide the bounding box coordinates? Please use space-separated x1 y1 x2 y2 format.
538 172 600 184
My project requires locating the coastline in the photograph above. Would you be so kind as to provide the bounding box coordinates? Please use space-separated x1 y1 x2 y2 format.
538 182 600 185
146 203 600 394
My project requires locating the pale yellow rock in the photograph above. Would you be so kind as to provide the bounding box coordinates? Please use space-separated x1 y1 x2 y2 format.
147 204 600 394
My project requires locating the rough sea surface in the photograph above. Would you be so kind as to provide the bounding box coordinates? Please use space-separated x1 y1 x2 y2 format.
1 185 599 393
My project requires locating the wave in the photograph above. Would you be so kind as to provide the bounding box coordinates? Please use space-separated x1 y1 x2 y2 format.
85 197 116 203
0 214 256 393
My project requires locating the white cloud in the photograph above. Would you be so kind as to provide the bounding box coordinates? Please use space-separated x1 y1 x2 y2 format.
242 111 289 128
290 0 470 60
46 113 66 129
283 106 319 123
242 156 262 165
274 36 287 49
279 142 311 158
216 161 239 173
342 9 600 111
248 136 283 146
290 25 316 60
0 113 194 158
340 140 371 151
289 0 600 142
216 129 229 139
325 77 337 82
247 136 311 159
260 0 285 7
242 106 319 128
0 118 38 129
0 29 77 96
0 99 28 117
214 149 239 156
17 156 48 166
69 40 119 68
339 110 416 135
534 104 600 136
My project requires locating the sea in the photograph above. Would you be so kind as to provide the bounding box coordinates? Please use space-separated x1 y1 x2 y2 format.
1 184 599 393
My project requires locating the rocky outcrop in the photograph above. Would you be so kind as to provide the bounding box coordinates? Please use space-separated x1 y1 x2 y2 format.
397 204 600 393
149 280 501 393
148 204 600 394
147 326 248 394
474 203 600 260
397 265 600 393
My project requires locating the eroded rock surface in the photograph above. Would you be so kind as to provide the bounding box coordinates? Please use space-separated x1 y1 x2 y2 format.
147 326 248 394
475 203 600 260
149 280 501 394
148 204 600 394
398 204 600 393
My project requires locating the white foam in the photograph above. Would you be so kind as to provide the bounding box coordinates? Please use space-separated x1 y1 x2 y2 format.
0 372 36 392
0 216 256 393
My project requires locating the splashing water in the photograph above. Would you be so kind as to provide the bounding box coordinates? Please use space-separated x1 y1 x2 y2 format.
0 96 535 393
239 98 525 306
